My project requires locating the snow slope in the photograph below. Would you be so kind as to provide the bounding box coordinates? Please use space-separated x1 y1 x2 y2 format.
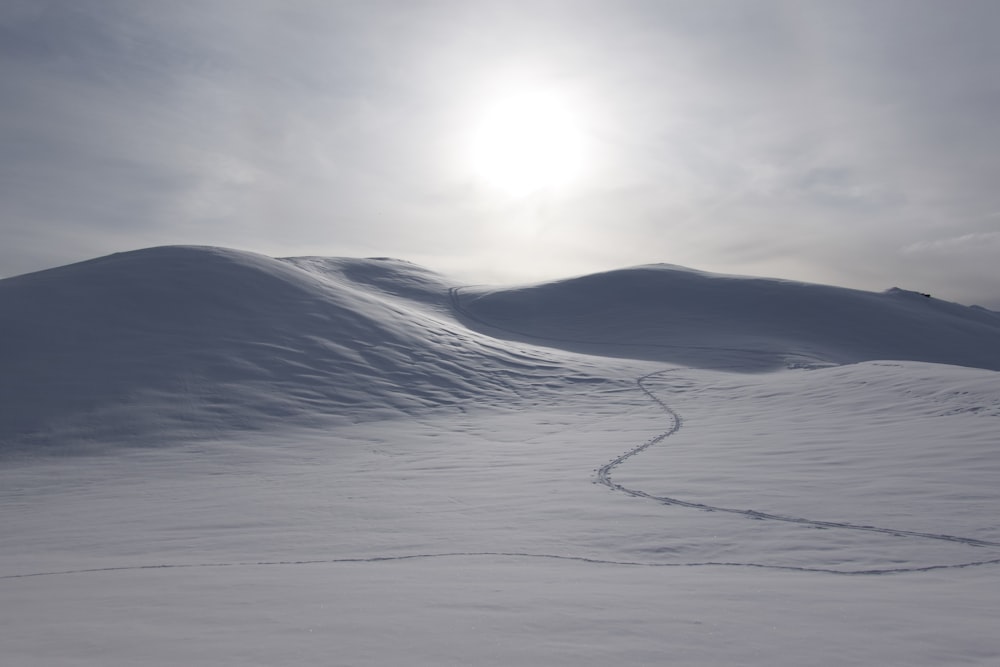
2 247 999 666
0 246 601 448
3 247 997 446
453 264 1000 370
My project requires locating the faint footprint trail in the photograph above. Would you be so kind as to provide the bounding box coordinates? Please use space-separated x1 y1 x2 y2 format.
598 370 1000 556
5 298 1000 583
5 550 1000 581
449 287 1000 571
4 369 1000 582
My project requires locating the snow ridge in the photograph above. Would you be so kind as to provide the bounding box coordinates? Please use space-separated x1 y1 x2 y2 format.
453 266 1000 371
0 246 588 446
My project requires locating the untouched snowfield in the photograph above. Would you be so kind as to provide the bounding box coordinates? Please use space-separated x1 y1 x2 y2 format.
2 246 999 666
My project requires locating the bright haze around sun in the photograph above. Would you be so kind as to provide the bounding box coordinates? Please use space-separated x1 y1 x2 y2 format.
468 88 586 197
0 1 998 308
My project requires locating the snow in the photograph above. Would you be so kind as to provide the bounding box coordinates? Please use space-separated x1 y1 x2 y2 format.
2 246 999 665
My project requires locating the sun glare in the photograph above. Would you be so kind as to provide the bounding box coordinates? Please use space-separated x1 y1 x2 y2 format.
469 90 584 196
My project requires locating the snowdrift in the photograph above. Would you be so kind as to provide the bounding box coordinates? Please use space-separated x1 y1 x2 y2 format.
4 248 1000 666
0 246 571 445
453 264 1000 371
3 247 998 446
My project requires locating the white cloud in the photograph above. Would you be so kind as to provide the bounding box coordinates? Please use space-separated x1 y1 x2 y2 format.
902 230 1000 255
1 1 999 307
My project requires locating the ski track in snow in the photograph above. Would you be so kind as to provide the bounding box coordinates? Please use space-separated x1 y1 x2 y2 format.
451 287 1000 574
4 372 1000 581
595 370 1000 573
5 552 1000 581
4 288 1000 583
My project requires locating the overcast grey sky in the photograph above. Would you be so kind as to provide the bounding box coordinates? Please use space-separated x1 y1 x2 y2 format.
2 0 999 306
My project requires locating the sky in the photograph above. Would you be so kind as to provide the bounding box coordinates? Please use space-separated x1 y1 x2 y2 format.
1 0 999 307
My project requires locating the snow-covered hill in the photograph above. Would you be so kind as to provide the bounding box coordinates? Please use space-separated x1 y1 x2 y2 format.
3 246 997 446
2 247 999 666
0 246 589 446
454 264 1000 370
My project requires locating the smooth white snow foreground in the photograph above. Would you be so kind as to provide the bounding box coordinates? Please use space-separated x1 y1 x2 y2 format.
2 247 1000 666
3 560 998 667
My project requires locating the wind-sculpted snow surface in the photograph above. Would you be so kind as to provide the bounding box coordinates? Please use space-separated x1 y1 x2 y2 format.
596 369 1000 574
3 247 1000 665
452 265 1000 370
0 246 598 447
2 359 999 665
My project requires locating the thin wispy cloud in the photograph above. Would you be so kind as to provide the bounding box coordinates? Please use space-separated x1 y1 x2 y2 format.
903 231 1000 255
1 1 998 305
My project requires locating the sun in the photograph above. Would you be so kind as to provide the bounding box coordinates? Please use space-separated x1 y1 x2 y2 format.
469 90 584 196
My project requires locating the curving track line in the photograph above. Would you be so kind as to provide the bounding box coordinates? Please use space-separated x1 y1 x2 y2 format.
2 290 997 582
452 286 1000 571
5 551 1000 581
598 371 1000 551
